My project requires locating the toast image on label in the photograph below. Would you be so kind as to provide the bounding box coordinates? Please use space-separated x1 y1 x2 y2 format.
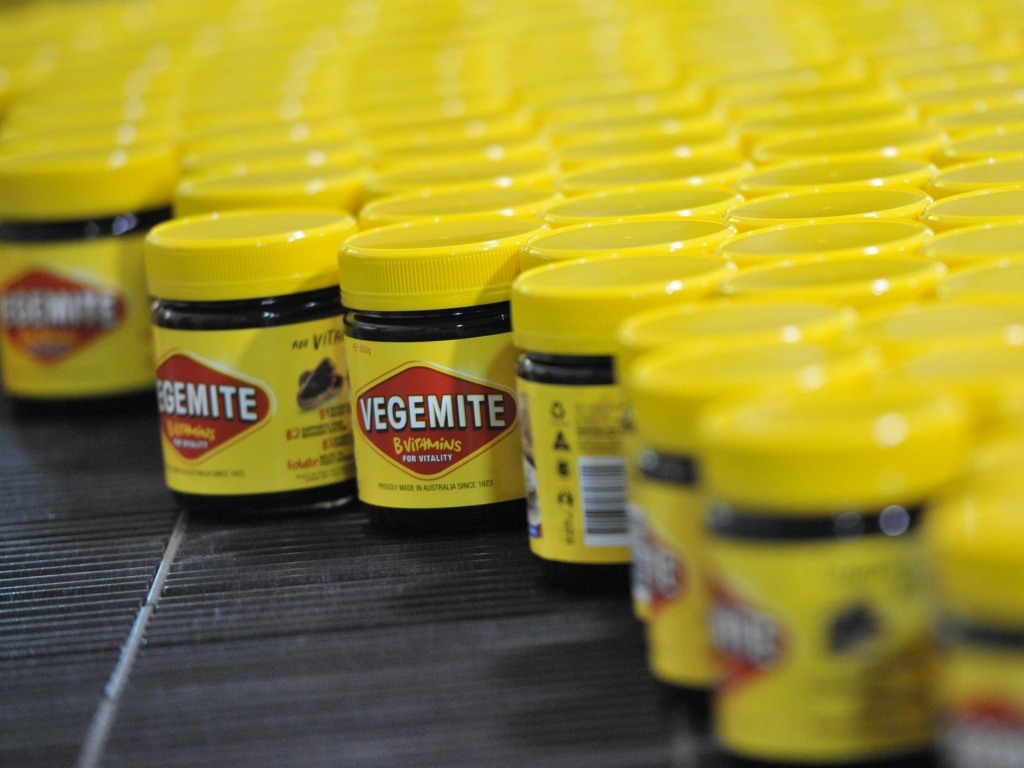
297 357 344 410
829 603 881 654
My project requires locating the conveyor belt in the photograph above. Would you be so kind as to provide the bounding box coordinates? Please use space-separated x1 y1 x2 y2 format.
1 398 727 768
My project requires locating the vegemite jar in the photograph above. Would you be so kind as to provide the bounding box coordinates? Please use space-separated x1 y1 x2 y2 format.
927 485 1024 768
145 210 360 515
627 342 875 693
617 300 853 621
511 253 736 590
699 387 973 766
339 217 548 534
0 143 176 406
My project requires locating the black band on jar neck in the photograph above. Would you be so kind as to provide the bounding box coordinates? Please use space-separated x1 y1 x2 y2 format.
517 351 615 386
708 501 925 542
0 206 172 243
344 301 512 343
940 617 1024 651
638 447 699 487
152 286 343 331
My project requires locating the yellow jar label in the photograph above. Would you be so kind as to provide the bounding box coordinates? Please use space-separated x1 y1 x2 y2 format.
0 236 153 397
627 501 652 619
632 471 714 688
153 318 355 496
346 332 524 509
709 531 933 762
623 421 652 619
518 378 630 565
941 642 1024 767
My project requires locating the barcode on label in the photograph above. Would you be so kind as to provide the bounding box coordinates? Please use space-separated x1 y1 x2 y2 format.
578 455 629 547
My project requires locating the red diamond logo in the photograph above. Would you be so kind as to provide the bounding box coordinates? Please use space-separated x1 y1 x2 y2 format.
0 269 127 363
709 581 786 695
960 699 1024 728
156 352 274 462
648 530 686 615
355 362 518 478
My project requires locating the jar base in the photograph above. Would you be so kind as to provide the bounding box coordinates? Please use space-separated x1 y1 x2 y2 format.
172 479 358 516
365 497 526 535
535 556 631 592
8 389 155 418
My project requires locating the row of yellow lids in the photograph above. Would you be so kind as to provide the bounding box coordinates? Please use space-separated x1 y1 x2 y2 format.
8 27 1024 170
1 25 1019 112
7 138 1024 277
2 4 1016 113
8 129 1024 225
139 209 1024 336
9 80 1024 173
2 11 1021 121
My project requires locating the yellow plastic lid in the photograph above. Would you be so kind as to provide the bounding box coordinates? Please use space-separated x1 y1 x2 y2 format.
144 210 358 302
511 254 737 356
698 385 972 513
922 187 1024 231
725 188 931 231
938 132 1024 166
751 128 946 166
0 65 12 115
736 158 934 199
630 342 877 455
521 219 736 272
928 158 1024 198
719 256 946 309
173 167 366 218
931 105 1024 140
972 427 1024 488
722 84 895 123
720 220 932 268
924 224 1024 270
854 302 1024 357
366 158 557 199
370 136 549 173
541 186 740 228
524 75 692 116
2 98 180 136
180 142 366 178
709 61 868 103
358 187 559 228
928 490 1024 630
547 109 722 149
366 110 534 153
338 217 547 312
941 258 1024 302
559 157 753 197
353 98 520 136
888 344 1024 426
0 142 176 220
555 130 739 172
180 118 357 163
540 85 705 125
0 119 176 154
894 57 1024 95
734 103 917 148
617 300 852 379
874 43 1020 82
181 102 344 137
910 82 1024 119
